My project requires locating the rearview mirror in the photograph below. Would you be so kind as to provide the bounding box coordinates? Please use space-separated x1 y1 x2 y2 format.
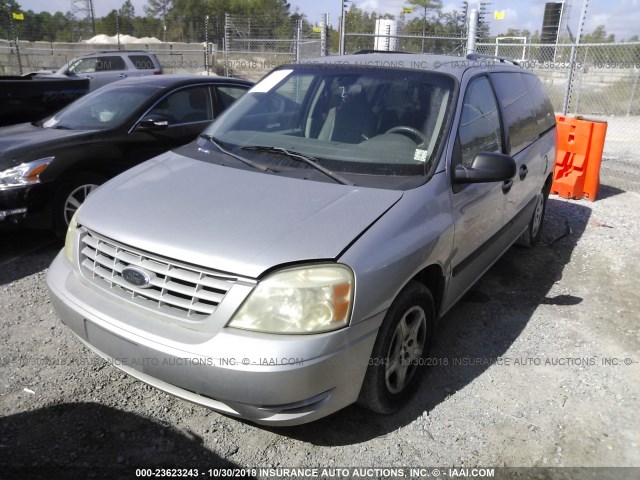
453 152 516 184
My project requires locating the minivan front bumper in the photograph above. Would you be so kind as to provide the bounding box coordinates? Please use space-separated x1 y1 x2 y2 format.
47 251 380 425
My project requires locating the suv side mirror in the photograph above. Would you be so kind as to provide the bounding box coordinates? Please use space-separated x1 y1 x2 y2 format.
135 116 170 131
453 152 516 184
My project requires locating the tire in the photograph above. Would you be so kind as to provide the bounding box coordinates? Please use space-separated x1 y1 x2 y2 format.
53 172 105 236
358 282 435 414
517 183 550 248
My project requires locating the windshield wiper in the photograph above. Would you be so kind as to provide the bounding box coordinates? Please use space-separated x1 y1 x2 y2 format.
241 146 354 186
199 134 272 173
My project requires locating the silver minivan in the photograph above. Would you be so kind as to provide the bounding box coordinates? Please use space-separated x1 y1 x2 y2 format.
47 53 556 425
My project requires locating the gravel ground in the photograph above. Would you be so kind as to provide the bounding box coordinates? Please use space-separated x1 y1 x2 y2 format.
1 185 639 480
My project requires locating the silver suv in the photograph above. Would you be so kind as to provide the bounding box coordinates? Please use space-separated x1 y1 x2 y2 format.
52 50 163 90
48 53 556 425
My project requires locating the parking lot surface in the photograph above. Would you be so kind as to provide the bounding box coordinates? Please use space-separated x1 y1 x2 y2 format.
1 186 639 478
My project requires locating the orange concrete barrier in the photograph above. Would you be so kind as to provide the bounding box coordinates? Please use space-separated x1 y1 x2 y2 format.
551 115 607 201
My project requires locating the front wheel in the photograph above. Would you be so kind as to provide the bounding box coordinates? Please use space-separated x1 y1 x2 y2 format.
53 172 105 236
517 182 550 248
358 282 435 414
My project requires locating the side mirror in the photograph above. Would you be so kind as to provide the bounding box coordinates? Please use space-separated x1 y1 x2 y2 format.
135 116 170 131
453 152 516 184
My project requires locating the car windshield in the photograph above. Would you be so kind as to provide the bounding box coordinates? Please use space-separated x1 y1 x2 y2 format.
41 85 156 130
201 65 455 185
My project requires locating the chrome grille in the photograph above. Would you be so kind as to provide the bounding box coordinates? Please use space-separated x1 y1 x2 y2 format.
79 229 237 321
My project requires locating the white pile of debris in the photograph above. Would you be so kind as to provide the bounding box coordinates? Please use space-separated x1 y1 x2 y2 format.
83 34 162 44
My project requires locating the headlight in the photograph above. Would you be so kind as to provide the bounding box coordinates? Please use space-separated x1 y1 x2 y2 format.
0 157 54 190
228 264 354 334
64 210 80 264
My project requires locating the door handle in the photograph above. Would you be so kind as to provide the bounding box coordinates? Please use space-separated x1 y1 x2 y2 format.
118 74 127 78
502 180 513 194
519 164 529 180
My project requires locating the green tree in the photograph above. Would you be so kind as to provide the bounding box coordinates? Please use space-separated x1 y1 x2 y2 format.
95 9 119 36
133 15 164 39
169 0 206 42
1 0 22 40
342 5 393 52
144 0 173 18
408 0 442 51
55 11 75 41
118 0 136 34
120 0 135 18
143 0 172 39
582 25 615 43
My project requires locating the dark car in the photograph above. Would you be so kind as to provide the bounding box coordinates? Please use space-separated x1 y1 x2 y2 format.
0 75 252 233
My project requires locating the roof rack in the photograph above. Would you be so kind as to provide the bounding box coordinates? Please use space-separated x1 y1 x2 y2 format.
352 50 413 55
87 50 153 55
466 53 520 67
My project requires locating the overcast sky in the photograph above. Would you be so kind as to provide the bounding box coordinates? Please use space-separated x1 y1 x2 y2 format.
15 0 640 41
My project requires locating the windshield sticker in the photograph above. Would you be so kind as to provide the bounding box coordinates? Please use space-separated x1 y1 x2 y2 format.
249 69 293 93
414 149 428 162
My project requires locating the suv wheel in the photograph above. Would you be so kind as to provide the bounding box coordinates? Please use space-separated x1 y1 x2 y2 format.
358 282 435 414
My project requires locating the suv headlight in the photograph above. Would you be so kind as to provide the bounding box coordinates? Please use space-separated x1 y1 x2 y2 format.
0 157 54 190
228 264 354 334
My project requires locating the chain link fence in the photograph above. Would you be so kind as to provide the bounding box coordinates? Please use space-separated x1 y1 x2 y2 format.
222 14 325 80
0 13 327 81
477 41 640 193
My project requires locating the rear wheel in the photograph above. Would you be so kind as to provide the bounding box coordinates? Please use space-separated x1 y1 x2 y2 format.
53 172 105 236
358 282 435 414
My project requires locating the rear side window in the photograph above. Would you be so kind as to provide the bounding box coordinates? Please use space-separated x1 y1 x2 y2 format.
458 76 503 167
216 85 249 109
129 55 156 70
95 56 126 72
522 74 556 134
490 72 538 155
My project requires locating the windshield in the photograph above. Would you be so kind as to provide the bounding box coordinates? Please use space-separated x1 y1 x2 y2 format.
202 65 455 186
42 85 156 130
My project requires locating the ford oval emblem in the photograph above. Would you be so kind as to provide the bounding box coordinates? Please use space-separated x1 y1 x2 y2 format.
121 267 152 288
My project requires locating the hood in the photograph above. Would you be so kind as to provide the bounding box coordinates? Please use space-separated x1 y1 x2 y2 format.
0 123 93 165
79 152 403 278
